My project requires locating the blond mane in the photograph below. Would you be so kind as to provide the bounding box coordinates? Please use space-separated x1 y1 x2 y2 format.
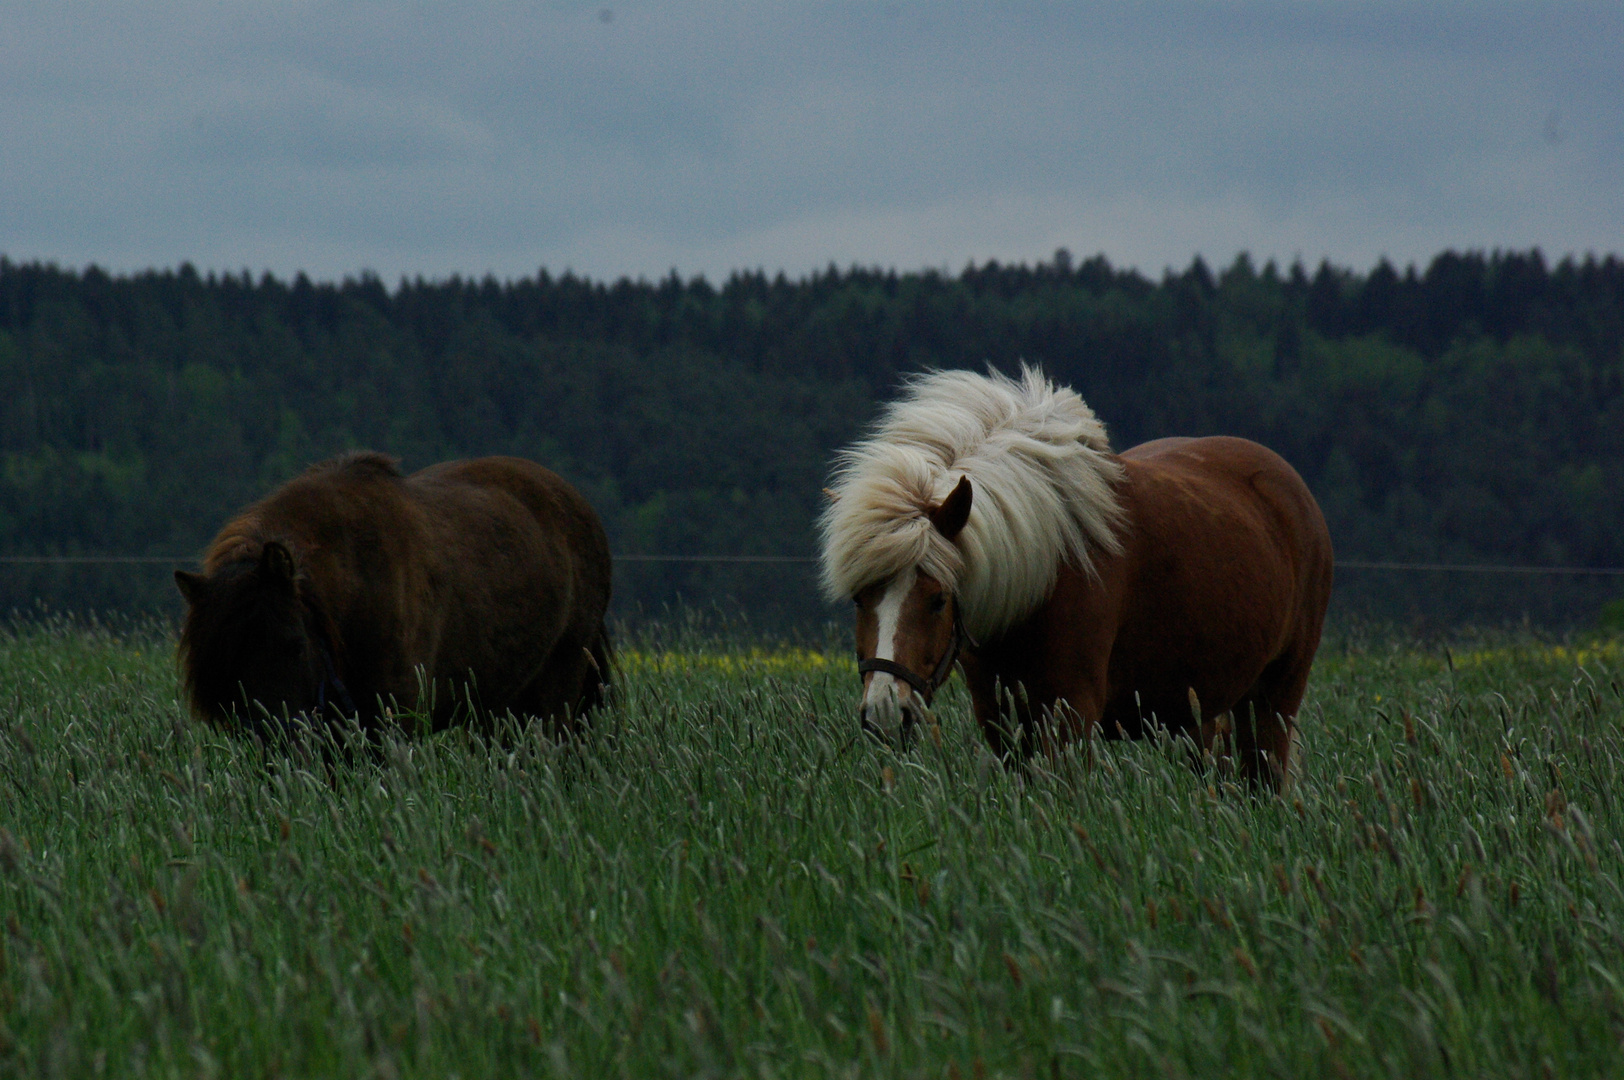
818 366 1125 640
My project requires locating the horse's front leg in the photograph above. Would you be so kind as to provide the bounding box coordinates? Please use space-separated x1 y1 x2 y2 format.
959 654 1027 761
1198 708 1237 779
960 653 1105 763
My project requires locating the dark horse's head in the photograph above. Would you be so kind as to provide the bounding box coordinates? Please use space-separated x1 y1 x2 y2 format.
175 540 350 738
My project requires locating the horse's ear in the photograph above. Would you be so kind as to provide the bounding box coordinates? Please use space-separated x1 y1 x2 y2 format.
174 570 209 606
930 475 973 540
260 540 298 587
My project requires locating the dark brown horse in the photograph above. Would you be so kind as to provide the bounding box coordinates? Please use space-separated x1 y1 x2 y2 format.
176 452 612 741
819 368 1332 788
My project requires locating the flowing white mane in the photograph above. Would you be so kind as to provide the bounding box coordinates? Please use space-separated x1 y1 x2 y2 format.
818 366 1126 640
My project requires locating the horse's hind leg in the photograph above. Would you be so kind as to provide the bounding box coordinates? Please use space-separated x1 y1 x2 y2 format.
1235 650 1313 791
1230 700 1287 789
513 625 612 740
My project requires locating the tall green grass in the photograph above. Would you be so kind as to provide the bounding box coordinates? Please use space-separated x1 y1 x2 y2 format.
2 619 1623 1078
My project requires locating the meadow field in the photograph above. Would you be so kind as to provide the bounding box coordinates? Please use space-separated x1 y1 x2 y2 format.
2 619 1623 1078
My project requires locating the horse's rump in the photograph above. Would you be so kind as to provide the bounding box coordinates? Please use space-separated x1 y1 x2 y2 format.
1102 436 1333 735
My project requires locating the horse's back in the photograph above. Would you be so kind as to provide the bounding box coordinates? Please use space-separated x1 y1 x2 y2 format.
413 456 600 529
1120 435 1332 591
409 457 610 583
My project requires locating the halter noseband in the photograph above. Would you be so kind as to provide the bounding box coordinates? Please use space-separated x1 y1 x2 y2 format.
856 602 977 700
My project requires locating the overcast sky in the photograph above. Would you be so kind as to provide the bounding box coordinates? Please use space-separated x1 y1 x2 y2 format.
2 2 1620 284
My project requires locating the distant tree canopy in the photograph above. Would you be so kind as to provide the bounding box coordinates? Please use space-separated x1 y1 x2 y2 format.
1 250 1621 627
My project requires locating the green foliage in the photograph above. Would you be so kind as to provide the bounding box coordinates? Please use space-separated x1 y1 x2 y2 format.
2 623 1624 1076
1598 599 1624 634
1 251 1622 626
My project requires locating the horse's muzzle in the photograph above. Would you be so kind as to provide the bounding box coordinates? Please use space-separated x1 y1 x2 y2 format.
859 681 925 747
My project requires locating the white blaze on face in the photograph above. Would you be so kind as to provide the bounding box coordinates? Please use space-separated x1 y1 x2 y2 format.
862 567 916 725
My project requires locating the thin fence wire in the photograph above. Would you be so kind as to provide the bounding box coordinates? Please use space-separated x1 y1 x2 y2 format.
0 554 820 565
3 554 1624 574
1336 560 1624 576
0 556 189 564
615 555 817 564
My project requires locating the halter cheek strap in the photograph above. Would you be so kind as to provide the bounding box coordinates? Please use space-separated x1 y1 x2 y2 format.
856 603 977 700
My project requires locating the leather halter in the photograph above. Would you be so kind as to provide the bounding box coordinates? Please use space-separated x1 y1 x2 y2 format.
857 601 977 700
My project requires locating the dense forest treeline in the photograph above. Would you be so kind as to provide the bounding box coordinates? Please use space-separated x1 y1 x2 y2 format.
2 249 1622 628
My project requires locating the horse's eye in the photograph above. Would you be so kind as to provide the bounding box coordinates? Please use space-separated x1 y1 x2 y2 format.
929 594 948 614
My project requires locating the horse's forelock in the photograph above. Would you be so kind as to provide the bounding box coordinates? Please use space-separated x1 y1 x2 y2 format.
822 502 963 603
818 448 965 598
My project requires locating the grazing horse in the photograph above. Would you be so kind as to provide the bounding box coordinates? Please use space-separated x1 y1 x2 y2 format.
176 452 612 741
819 368 1332 788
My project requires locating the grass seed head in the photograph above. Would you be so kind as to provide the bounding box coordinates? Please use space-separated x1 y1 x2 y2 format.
866 1003 888 1056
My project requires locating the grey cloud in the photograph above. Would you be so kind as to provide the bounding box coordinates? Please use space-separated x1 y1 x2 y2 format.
0 1 1619 281
181 75 496 170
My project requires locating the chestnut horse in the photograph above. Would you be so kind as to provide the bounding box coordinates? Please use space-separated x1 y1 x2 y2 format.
176 452 612 741
819 368 1332 788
